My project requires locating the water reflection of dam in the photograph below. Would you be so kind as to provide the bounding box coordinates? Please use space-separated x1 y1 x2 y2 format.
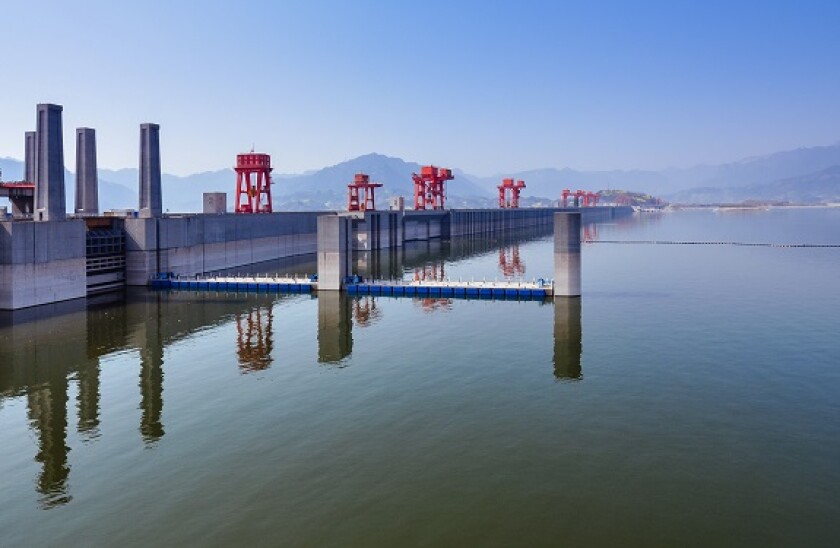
0 290 288 508
0 224 586 508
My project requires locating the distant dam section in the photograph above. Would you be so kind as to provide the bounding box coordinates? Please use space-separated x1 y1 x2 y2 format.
0 206 631 310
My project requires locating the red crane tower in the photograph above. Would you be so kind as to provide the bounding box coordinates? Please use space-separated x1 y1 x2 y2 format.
412 165 454 210
561 189 599 207
235 152 273 214
498 178 526 208
561 189 571 207
347 173 383 212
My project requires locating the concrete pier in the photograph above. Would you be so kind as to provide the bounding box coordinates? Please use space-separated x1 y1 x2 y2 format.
75 128 99 216
553 211 582 297
24 131 36 183
316 215 352 290
139 123 162 218
34 104 66 222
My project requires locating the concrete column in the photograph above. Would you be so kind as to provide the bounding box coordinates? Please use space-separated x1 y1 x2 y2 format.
554 211 581 297
317 215 352 291
553 298 582 380
24 131 36 183
139 123 162 218
75 128 98 215
34 103 66 222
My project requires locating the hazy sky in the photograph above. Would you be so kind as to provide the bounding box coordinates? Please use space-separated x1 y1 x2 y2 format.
2 0 839 176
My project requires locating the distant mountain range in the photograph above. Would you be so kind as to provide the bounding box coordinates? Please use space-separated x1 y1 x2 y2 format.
2 143 840 211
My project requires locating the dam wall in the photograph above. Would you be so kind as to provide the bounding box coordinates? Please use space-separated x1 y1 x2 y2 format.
0 206 633 307
124 212 329 285
0 220 87 309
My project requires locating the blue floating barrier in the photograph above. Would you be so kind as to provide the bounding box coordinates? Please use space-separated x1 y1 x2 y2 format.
505 289 518 298
189 281 199 290
430 287 442 297
380 286 393 296
441 287 454 297
247 283 259 291
416 286 430 296
301 284 312 293
346 284 358 294
370 285 382 295
520 289 533 298
454 287 466 297
393 286 405 296
466 288 479 297
479 288 492 297
492 288 505 297
532 289 546 298
405 286 416 296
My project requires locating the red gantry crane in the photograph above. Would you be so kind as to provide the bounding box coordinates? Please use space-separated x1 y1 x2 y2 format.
561 189 599 208
498 178 526 208
347 173 383 212
235 152 273 214
412 165 454 210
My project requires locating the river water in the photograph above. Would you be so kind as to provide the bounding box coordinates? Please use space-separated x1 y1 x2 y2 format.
2 208 839 546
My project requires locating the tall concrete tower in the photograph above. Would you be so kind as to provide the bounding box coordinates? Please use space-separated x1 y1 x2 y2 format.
139 123 162 218
34 103 66 222
75 128 99 216
24 131 36 183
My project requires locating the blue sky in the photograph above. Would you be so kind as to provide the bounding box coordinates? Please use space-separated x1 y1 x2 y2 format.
2 0 839 175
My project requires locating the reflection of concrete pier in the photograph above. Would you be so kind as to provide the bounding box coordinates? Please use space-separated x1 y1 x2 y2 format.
554 212 582 297
318 291 353 363
553 298 582 380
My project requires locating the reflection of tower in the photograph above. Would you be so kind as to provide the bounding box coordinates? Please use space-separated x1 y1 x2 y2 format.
76 360 100 439
362 248 401 281
498 245 526 278
414 298 453 313
553 298 582 380
139 299 165 443
413 262 445 281
318 292 353 364
236 306 275 373
582 223 599 243
27 373 71 508
353 296 382 327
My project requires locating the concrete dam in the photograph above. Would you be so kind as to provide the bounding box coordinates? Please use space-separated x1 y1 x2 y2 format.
0 102 632 310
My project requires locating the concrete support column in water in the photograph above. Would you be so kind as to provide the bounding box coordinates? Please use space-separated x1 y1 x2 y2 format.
317 215 353 291
553 212 581 297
